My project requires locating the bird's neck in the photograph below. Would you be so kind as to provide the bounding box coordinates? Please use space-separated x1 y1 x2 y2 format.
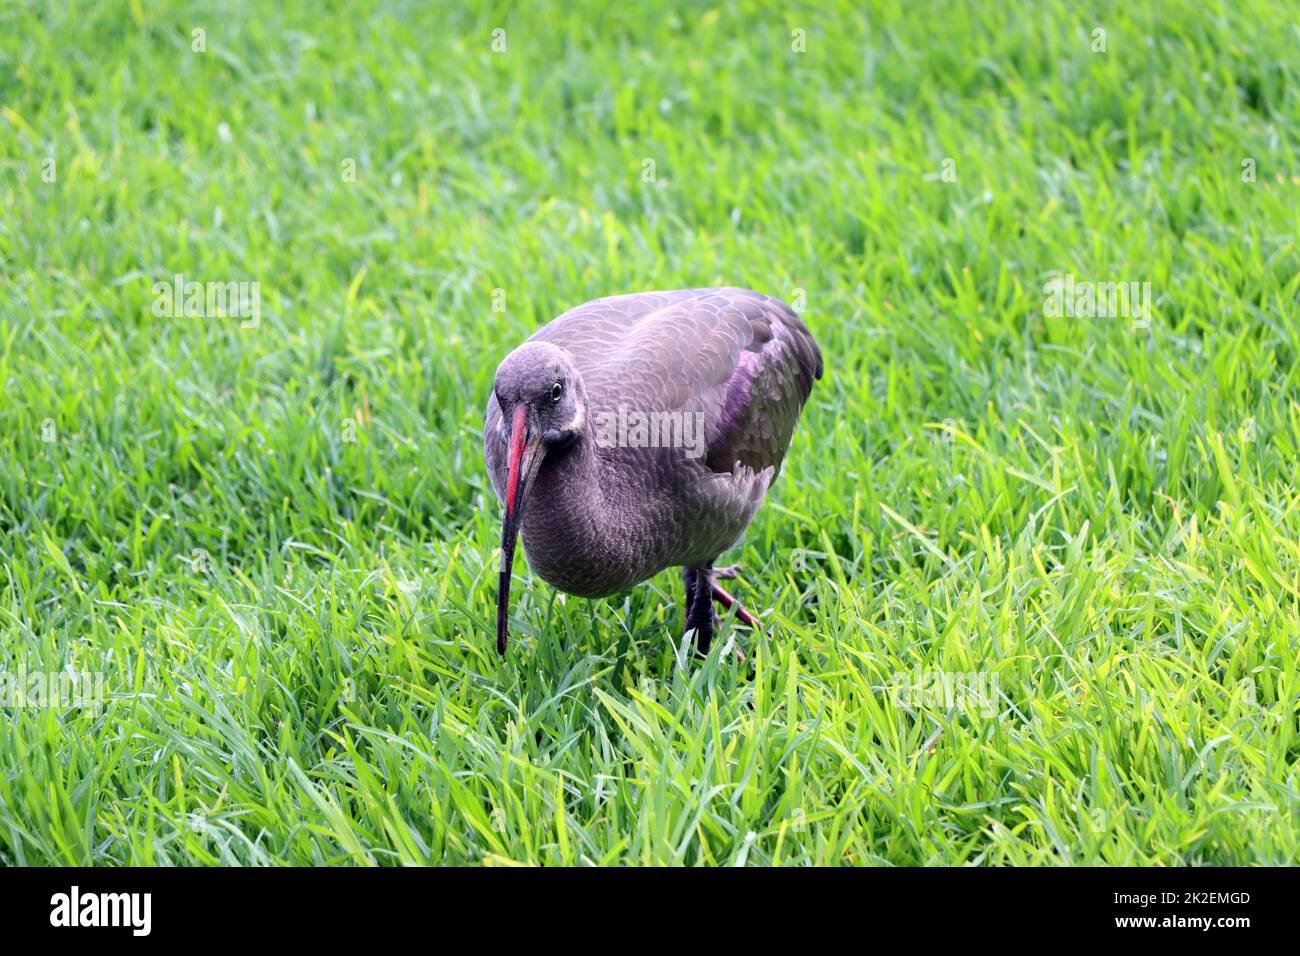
520 425 648 595
528 423 605 532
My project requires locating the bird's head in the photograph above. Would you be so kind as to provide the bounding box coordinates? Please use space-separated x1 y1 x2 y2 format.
491 340 586 655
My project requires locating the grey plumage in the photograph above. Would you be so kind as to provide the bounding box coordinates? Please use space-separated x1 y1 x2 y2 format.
484 287 822 653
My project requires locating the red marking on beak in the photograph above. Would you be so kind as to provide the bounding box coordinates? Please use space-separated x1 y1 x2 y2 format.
505 405 528 520
497 405 531 655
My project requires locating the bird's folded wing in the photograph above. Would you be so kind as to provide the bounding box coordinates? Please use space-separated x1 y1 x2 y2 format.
532 288 822 477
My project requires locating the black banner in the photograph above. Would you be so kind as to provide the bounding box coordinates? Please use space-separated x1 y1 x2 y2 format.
0 866 1284 941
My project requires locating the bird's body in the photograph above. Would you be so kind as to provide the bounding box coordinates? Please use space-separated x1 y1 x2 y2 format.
484 287 822 654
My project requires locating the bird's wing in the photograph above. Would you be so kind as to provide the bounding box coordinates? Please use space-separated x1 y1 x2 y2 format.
531 288 822 478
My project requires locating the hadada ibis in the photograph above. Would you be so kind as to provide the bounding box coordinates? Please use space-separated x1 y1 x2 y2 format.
484 287 822 657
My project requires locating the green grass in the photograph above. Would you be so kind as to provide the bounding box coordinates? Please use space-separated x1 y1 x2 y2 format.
1 0 1298 865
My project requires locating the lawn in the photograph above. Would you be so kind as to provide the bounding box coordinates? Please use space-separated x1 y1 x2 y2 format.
1 0 1298 865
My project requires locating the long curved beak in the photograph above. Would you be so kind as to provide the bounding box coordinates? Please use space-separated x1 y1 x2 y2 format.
497 405 543 655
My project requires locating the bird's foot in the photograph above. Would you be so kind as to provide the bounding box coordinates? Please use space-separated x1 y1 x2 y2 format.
708 564 763 629
683 563 720 660
710 580 764 632
682 622 746 663
682 615 717 661
711 567 763 664
683 564 759 662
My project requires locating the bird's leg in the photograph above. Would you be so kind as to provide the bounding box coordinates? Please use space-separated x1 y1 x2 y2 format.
683 565 750 662
682 566 699 624
710 580 764 630
703 564 764 630
683 563 715 656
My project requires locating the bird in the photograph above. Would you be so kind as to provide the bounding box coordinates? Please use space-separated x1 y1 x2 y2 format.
484 287 822 658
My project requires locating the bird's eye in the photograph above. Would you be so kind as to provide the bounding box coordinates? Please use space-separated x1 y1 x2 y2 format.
550 382 563 402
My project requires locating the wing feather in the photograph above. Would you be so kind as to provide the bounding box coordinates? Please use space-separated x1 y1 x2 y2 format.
530 288 821 478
